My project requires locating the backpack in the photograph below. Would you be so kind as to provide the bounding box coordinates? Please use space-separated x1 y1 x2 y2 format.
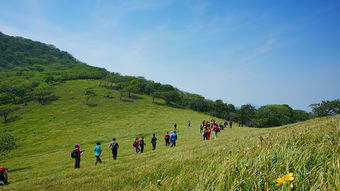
71 150 77 158
111 142 118 150
133 141 137 147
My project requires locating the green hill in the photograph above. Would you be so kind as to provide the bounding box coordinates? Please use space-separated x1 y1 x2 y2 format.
0 79 339 190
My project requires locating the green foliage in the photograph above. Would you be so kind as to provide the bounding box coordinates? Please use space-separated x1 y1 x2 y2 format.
237 104 256 126
255 104 294 128
160 91 181 104
292 109 310 122
0 104 22 122
0 134 16 153
33 83 54 104
84 87 96 105
310 99 340 117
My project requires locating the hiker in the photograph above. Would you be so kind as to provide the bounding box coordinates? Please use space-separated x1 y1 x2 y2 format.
174 123 177 130
0 166 8 185
170 131 178 147
213 125 220 139
71 144 83 168
230 121 233 128
133 138 140 153
109 138 119 160
202 127 208 140
207 127 211 140
94 142 102 165
188 120 191 127
140 137 146 153
224 121 228 128
164 132 170 146
151 134 157 150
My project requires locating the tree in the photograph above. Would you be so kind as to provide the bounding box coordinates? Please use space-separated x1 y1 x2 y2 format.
0 104 22 122
254 104 294 128
310 99 340 117
33 83 53 104
151 91 162 103
84 88 96 105
237 104 256 126
161 91 181 104
0 92 15 105
292 110 310 122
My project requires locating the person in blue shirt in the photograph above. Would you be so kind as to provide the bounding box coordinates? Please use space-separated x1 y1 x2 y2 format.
94 142 102 165
170 131 178 147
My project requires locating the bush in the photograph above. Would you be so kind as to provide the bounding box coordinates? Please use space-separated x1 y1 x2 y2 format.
0 134 16 152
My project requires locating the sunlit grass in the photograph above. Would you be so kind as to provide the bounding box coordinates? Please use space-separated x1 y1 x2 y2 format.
0 80 339 190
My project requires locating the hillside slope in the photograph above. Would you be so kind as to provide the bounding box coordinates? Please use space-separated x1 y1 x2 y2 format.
0 79 339 190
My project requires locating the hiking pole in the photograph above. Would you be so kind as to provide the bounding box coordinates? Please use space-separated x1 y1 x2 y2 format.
108 149 110 161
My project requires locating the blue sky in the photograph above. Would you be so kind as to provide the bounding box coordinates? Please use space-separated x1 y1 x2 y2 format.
1 0 339 110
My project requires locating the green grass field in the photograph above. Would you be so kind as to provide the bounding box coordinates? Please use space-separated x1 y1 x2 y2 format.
0 80 339 190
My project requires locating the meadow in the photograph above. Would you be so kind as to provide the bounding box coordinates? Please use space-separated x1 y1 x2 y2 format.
0 80 339 190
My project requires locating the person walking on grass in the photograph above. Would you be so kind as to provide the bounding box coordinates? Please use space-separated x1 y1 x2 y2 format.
109 138 119 160
71 144 83 168
151 134 157 150
164 132 170 146
133 138 140 153
230 121 233 128
140 137 146 153
0 166 8 185
202 127 208 141
94 142 102 165
188 120 191 127
212 125 220 139
170 131 178 147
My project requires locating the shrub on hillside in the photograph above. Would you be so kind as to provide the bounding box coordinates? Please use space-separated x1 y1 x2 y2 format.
0 134 16 153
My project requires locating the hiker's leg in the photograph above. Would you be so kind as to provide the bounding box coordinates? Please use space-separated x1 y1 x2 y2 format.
78 157 80 168
112 151 116 160
99 156 102 163
0 172 6 184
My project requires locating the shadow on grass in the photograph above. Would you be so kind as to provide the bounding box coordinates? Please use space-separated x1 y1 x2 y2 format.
40 95 60 105
153 102 185 109
121 98 134 102
130 95 143 100
4 116 22 123
9 166 32 172
87 103 98 107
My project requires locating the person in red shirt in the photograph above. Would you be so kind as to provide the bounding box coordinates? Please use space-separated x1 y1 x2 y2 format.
133 138 140 153
213 125 220 139
72 144 83 168
207 128 211 140
0 166 8 184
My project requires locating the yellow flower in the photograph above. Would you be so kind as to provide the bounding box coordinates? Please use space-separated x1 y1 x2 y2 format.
284 173 294 181
275 177 285 184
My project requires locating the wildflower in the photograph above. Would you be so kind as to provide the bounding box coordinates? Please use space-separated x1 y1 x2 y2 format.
274 173 295 185
275 177 285 184
284 173 294 181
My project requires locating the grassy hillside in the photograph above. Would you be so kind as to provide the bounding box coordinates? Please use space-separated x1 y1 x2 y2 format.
0 80 339 190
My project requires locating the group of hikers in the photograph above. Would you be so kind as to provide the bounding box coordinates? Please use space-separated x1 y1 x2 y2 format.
200 120 239 140
70 130 178 169
0 119 239 185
